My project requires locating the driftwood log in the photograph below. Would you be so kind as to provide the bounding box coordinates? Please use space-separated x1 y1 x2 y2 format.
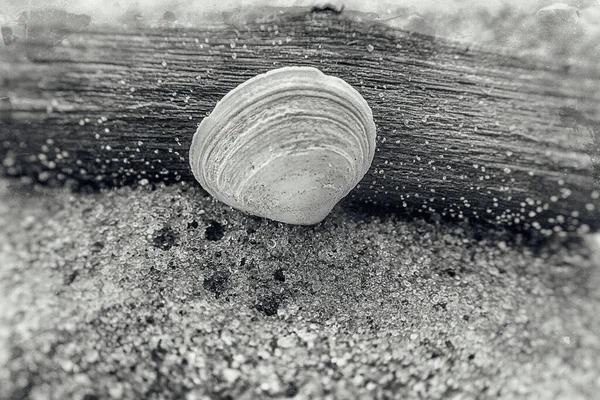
0 9 599 234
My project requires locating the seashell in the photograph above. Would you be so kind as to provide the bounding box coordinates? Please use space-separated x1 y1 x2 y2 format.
189 66 376 225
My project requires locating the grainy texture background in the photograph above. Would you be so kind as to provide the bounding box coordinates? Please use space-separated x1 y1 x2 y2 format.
1 178 599 399
2 1 600 399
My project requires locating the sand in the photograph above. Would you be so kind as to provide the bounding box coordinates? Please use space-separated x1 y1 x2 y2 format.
1 177 599 399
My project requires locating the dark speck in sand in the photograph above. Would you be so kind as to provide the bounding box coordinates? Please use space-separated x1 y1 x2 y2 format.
203 270 230 299
65 270 78 285
152 226 178 250
90 241 104 253
443 267 456 277
245 216 262 234
255 294 280 316
151 340 167 362
205 220 225 241
285 382 299 397
273 268 286 282
187 220 199 229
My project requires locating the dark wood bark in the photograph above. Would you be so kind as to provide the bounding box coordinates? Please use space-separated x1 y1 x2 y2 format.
1 12 599 233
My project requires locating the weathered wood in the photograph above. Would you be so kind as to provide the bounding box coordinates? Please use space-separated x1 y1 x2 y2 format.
0 12 599 234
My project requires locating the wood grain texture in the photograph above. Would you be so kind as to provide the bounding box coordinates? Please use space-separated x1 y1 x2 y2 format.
0 11 599 234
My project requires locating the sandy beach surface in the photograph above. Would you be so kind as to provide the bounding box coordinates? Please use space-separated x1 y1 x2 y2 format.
1 178 599 399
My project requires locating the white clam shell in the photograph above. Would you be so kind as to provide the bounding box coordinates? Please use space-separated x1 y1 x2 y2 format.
189 66 376 225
